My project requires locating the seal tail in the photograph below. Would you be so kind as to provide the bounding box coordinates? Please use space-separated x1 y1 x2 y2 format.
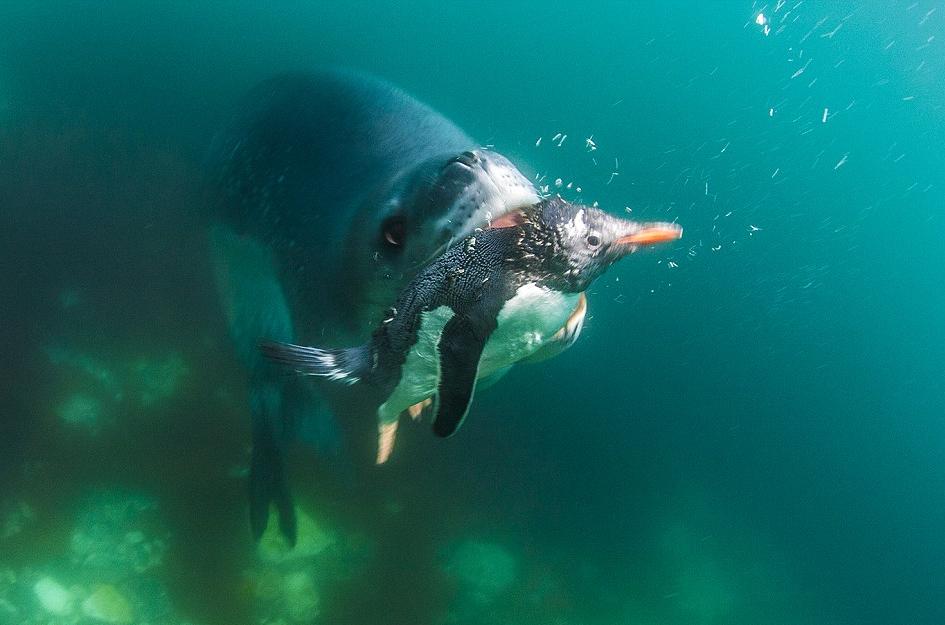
261 341 370 386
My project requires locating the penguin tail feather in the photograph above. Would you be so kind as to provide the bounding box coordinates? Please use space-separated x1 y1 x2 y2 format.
260 341 369 386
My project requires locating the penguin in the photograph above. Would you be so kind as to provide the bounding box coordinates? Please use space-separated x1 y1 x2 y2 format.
261 197 682 449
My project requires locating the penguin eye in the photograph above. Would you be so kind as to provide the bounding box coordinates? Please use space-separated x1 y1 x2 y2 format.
381 215 407 249
585 233 602 249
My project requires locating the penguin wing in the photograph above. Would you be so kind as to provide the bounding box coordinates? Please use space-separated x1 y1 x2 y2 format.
432 312 498 437
520 292 587 364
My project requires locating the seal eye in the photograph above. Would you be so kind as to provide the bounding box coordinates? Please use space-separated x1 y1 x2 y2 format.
586 233 601 248
381 215 407 249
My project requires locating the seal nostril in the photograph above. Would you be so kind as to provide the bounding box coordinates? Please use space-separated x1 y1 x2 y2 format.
449 151 479 169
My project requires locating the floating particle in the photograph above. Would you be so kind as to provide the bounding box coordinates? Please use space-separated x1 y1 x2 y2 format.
821 23 843 39
576 187 582 193
756 11 771 34
554 178 563 188
771 167 780 178
800 16 828 44
557 134 567 147
566 182 573 189
535 137 542 147
822 107 829 123
585 135 597 151
791 58 812 79
834 153 849 170
552 133 562 141
769 107 775 117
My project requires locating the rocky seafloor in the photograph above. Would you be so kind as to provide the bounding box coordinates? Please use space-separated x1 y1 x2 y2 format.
0 290 810 625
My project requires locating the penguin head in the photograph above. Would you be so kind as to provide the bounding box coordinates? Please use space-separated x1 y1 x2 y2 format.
528 198 683 292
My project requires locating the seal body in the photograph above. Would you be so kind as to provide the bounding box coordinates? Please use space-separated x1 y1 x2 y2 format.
209 70 544 542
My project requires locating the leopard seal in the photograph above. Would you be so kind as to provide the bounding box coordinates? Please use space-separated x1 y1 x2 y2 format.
208 70 585 542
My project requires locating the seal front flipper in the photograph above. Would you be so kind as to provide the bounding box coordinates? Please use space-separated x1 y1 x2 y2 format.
433 313 497 438
210 222 308 544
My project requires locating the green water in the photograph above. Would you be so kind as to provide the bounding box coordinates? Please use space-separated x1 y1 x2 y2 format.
1 2 943 624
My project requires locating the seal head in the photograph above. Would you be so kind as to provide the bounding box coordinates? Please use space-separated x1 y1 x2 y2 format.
341 149 539 326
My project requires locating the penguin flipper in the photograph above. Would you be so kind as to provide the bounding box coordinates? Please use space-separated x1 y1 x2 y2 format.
521 292 587 364
261 342 370 386
433 314 496 437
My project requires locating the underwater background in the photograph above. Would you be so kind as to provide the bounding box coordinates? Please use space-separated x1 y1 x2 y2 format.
1 1 943 624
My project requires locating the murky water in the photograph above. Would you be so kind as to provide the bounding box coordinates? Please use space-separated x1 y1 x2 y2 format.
2 2 943 624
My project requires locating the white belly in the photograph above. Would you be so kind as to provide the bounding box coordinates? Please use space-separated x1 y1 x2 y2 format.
378 284 578 421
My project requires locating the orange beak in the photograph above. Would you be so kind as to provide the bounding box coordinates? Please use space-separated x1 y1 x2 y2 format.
615 224 683 247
